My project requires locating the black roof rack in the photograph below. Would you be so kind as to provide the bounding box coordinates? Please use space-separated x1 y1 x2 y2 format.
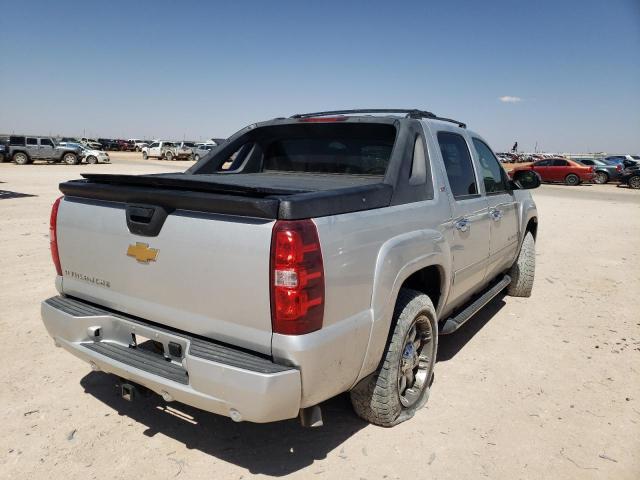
290 109 466 128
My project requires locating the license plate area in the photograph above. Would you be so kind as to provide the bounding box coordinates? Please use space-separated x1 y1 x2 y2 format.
90 318 189 365
129 331 185 363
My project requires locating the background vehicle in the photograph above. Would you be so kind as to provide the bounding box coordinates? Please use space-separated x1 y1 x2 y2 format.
115 139 135 151
98 138 121 151
42 109 540 428
7 135 81 165
605 155 640 170
59 137 81 144
128 139 149 151
141 140 174 160
575 158 622 184
191 143 216 161
620 164 640 189
0 135 8 162
141 141 192 160
80 138 103 150
59 142 111 164
513 157 594 185
173 141 196 159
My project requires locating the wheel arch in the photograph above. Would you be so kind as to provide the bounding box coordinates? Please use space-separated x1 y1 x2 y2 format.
354 229 451 386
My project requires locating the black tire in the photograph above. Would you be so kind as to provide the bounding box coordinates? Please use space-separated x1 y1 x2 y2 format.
565 174 580 186
350 288 438 427
142 151 148 160
628 176 640 190
63 152 79 165
507 231 535 297
194 154 200 162
165 152 174 161
593 171 608 184
86 155 98 164
13 152 30 165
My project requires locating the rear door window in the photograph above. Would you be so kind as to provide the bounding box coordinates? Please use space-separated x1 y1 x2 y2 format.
26 137 38 145
553 159 569 166
437 132 478 198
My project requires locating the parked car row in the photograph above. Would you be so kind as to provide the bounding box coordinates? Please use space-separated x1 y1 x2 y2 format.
0 135 110 165
509 156 640 188
141 140 223 161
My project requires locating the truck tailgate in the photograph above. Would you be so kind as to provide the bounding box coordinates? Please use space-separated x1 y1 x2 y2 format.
56 197 275 355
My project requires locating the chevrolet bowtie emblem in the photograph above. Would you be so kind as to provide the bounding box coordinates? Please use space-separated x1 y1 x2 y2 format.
127 242 159 263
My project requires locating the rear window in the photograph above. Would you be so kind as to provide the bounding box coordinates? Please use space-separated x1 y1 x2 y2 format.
207 123 397 176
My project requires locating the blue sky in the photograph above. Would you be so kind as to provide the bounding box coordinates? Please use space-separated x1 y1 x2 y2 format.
1 0 639 153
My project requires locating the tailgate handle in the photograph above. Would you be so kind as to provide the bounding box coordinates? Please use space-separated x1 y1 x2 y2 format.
125 204 172 237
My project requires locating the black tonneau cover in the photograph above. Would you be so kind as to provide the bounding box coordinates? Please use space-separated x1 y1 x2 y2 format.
59 172 393 220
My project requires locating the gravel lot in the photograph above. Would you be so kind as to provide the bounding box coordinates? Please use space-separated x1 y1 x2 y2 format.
1 153 639 479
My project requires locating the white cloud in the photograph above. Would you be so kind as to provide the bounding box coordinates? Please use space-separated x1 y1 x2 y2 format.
499 96 523 103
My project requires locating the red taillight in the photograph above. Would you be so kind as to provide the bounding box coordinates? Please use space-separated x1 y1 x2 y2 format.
616 164 623 172
50 196 63 275
298 116 348 123
270 219 324 335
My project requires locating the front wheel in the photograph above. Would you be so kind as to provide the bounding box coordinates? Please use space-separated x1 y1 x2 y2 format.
86 155 98 164
165 152 174 161
507 231 535 297
194 154 200 162
565 173 580 186
142 151 148 160
350 289 437 427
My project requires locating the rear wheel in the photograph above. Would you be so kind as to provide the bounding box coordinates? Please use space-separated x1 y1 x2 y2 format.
86 155 98 164
350 289 437 427
63 152 79 165
565 173 580 186
629 175 640 190
507 231 535 297
13 152 29 165
593 171 608 184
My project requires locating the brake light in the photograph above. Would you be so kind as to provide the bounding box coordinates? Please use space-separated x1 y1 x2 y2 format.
270 220 324 335
298 116 348 123
616 164 623 172
50 196 63 276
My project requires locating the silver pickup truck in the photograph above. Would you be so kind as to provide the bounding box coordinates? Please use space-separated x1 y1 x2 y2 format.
41 109 540 427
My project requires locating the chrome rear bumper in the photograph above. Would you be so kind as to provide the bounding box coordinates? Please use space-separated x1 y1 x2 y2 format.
41 296 301 423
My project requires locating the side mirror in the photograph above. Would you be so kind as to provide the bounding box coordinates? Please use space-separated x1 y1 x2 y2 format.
511 170 541 190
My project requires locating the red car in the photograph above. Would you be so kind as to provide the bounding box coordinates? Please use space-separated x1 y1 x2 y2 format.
512 158 594 186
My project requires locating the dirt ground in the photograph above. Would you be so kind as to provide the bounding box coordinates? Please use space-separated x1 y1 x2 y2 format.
1 153 639 479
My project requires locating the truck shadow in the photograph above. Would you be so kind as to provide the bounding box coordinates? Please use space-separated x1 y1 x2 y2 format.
80 372 367 476
437 294 507 362
79 296 505 475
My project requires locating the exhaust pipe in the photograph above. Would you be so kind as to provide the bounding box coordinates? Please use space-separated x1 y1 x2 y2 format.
299 405 323 427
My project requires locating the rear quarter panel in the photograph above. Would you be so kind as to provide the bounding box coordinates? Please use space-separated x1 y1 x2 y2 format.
272 175 454 406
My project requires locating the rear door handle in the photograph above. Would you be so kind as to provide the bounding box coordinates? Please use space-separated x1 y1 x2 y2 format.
454 218 470 232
